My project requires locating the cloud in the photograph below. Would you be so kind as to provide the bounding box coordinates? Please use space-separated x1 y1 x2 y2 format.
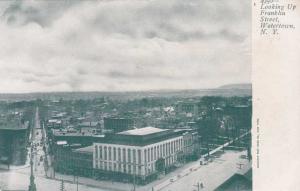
0 0 251 93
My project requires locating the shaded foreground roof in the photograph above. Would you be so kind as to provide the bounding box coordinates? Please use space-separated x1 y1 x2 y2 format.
0 121 29 130
214 168 252 191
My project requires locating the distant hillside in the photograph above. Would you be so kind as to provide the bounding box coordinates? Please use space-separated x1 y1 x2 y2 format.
218 83 252 90
0 88 252 102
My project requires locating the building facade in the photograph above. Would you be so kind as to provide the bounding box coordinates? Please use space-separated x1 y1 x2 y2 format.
176 101 199 116
0 121 29 166
54 145 93 177
93 127 198 182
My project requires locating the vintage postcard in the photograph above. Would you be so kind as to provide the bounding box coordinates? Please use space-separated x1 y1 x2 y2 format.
0 0 298 191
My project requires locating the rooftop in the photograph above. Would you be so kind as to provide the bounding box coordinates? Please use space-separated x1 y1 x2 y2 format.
95 127 194 146
117 127 168 136
78 122 100 127
52 129 98 137
0 120 28 130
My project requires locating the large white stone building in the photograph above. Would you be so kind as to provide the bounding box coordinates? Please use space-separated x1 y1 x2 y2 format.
93 127 198 181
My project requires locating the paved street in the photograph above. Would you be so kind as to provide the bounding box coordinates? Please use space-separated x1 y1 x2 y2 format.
33 107 47 177
158 150 250 191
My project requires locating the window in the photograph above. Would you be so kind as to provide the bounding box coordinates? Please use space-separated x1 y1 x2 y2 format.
118 148 121 161
154 146 156 160
138 150 141 164
104 146 107 160
109 162 112 171
166 143 168 156
118 163 121 171
128 164 131 174
123 148 126 163
173 141 176 153
95 146 98 159
133 149 136 163
99 146 102 159
123 164 127 173
108 147 112 160
133 164 136 174
148 148 150 162
128 148 131 163
95 159 98 168
151 147 153 161
160 145 162 158
157 146 160 158
180 139 183 150
113 147 116 161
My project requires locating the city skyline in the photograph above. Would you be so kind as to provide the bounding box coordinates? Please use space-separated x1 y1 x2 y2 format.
0 0 251 93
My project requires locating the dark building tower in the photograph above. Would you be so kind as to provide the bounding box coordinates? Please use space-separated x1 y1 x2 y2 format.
104 117 134 133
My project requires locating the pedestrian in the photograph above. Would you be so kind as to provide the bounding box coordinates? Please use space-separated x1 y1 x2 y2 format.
200 182 204 188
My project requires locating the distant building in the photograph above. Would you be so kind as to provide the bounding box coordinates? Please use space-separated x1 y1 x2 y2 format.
181 130 199 157
0 120 29 166
47 119 62 129
77 121 101 133
93 127 198 183
176 101 199 116
50 129 104 147
104 117 134 133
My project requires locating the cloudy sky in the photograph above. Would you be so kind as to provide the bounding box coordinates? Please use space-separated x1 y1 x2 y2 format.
0 0 251 93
